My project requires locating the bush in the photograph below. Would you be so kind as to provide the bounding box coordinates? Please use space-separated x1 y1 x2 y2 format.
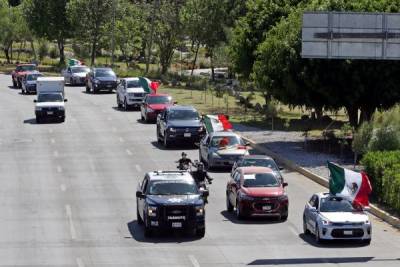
382 164 400 213
49 47 59 59
353 122 373 155
38 41 49 61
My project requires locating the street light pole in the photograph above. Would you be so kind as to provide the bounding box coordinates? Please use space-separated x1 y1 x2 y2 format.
111 0 117 67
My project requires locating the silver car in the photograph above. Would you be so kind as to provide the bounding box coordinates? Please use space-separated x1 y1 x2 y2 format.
62 65 90 85
303 193 372 244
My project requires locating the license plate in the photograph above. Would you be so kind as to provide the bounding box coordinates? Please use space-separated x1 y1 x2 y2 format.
184 133 191 137
262 205 272 211
343 230 353 235
171 222 182 228
47 111 54 115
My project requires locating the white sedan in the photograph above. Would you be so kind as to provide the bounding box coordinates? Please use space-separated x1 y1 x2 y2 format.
303 192 372 244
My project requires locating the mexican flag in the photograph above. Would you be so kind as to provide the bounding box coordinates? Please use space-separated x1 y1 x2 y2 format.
328 161 372 207
203 114 232 133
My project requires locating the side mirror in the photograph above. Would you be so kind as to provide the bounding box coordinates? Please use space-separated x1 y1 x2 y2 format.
173 101 178 105
64 99 68 102
279 166 284 170
33 99 37 103
309 207 317 213
202 190 209 198
136 191 144 198
282 182 288 187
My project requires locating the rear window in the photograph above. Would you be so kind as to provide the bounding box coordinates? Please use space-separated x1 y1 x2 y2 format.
127 80 141 88
147 95 171 104
95 69 116 77
27 74 43 81
242 173 280 188
239 158 279 171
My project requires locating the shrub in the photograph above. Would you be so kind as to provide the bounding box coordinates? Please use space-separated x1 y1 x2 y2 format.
382 164 400 213
38 41 49 61
49 47 59 59
352 122 373 155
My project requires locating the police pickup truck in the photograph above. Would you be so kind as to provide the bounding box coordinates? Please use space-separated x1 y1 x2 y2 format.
136 170 208 238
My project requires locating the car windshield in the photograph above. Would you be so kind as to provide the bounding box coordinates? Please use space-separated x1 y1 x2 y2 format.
26 74 43 81
210 136 243 148
37 93 63 103
147 95 171 104
95 69 116 77
320 197 355 212
168 110 199 120
242 173 280 187
239 158 279 171
148 180 198 195
19 65 36 71
72 67 90 73
127 80 141 88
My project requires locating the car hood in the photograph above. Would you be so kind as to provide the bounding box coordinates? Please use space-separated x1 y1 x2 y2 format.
320 212 369 223
148 103 170 110
36 102 65 108
72 73 87 78
168 120 202 128
127 87 145 93
242 187 284 197
211 146 249 156
146 194 203 205
96 76 117 82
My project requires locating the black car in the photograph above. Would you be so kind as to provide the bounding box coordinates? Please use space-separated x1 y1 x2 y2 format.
85 68 117 94
136 171 208 237
156 105 205 148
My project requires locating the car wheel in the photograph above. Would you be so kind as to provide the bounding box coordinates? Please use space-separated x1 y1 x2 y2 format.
69 78 73 85
141 113 145 121
12 79 16 88
86 85 90 93
236 201 243 220
163 132 170 148
117 95 122 108
280 213 288 221
144 218 152 238
21 88 25 94
156 127 162 143
124 98 128 111
363 239 371 245
36 117 41 124
303 216 310 234
196 227 205 238
226 193 233 212
136 204 143 225
315 225 321 243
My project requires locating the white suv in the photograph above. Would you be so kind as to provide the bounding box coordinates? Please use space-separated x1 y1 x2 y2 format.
116 78 146 110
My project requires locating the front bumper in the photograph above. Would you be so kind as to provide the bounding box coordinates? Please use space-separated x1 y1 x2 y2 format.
35 109 65 118
94 82 117 91
127 98 144 106
239 198 288 217
24 85 37 93
166 132 204 143
318 223 372 240
72 76 86 85
146 110 163 121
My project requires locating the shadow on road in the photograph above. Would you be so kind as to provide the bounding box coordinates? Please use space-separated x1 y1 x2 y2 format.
126 220 201 243
81 90 115 95
23 118 63 125
8 85 19 90
247 256 379 265
150 141 198 151
220 210 283 225
112 106 140 112
298 233 371 248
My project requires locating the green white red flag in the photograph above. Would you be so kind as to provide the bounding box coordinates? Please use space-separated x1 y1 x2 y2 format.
203 114 232 133
328 161 372 207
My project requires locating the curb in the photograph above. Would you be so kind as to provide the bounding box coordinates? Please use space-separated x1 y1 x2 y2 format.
241 135 400 230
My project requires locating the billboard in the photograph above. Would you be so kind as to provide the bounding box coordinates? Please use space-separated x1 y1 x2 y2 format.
302 12 400 60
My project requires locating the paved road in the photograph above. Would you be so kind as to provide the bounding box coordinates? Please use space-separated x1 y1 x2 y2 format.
0 73 399 267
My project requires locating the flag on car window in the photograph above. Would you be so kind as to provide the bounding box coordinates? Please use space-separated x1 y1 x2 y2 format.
203 114 232 133
328 161 372 207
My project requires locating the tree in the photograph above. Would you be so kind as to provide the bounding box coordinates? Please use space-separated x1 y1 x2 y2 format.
24 0 71 65
67 0 113 65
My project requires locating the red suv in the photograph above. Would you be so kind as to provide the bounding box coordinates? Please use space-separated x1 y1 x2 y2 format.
11 64 37 88
140 93 173 122
226 166 289 220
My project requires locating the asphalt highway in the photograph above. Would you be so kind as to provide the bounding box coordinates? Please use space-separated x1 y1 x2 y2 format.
0 73 399 267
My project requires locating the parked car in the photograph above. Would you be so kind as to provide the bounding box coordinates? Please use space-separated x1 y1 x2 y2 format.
11 64 37 88
140 93 173 122
116 78 146 110
199 131 249 169
85 68 117 93
62 65 90 85
303 193 372 244
226 166 289 220
136 170 208 237
156 105 205 148
21 71 43 94
232 155 284 182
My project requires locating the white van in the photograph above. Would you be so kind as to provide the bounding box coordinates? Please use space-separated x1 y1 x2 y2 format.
34 77 67 123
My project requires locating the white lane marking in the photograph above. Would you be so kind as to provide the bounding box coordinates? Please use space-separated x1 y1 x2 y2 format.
60 184 67 192
126 149 133 156
50 138 55 144
53 151 59 157
289 225 300 237
57 166 63 173
135 164 142 172
65 204 77 239
76 257 85 267
188 255 200 267
119 137 124 143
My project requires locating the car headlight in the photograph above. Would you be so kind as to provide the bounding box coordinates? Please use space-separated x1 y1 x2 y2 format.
277 194 288 202
35 107 42 111
147 107 154 112
239 192 254 201
169 127 176 132
196 206 204 216
58 106 65 111
198 126 204 132
322 219 332 226
94 79 100 84
147 206 157 217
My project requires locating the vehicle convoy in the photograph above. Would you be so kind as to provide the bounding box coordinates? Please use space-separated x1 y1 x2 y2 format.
136 170 208 238
21 71 43 94
199 131 249 169
226 167 289 220
303 193 372 244
232 155 284 182
34 77 67 123
11 64 37 88
140 93 173 122
62 65 90 85
116 78 146 110
157 105 205 148
86 67 117 93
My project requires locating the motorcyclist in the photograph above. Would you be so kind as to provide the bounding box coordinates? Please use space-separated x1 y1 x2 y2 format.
191 162 213 184
177 152 193 170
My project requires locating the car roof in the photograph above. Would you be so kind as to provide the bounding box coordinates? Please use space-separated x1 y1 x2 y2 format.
146 171 194 182
210 131 239 137
123 77 140 81
167 105 197 111
93 67 113 71
241 155 274 160
238 166 274 174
